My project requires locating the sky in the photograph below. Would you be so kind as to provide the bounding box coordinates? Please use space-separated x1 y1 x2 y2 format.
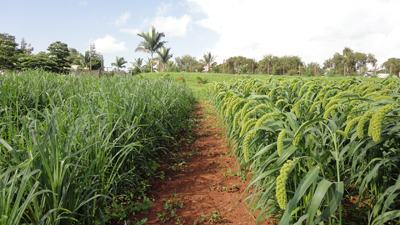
2 0 400 69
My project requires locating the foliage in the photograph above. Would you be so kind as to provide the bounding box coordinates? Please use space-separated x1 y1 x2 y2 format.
47 41 71 73
210 76 400 224
142 57 157 72
17 51 57 71
257 55 301 75
136 27 166 73
224 56 256 74
132 66 141 75
168 64 181 72
175 55 199 72
324 47 375 76
382 58 400 77
111 56 127 71
130 58 144 70
200 52 217 73
19 37 34 55
67 48 80 64
142 67 151 73
304 62 323 76
0 34 19 70
196 76 207 84
156 47 173 72
0 70 195 224
78 51 102 70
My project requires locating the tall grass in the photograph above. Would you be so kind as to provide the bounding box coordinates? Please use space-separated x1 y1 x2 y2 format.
0 70 195 224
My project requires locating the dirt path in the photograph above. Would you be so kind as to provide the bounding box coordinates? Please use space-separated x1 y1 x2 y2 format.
133 102 258 224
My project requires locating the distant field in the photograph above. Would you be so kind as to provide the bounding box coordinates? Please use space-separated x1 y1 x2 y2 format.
143 72 383 101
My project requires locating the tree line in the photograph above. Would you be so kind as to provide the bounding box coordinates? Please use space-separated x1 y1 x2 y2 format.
0 33 104 74
1 31 399 76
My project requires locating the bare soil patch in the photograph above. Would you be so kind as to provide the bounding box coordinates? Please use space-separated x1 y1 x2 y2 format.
131 102 259 224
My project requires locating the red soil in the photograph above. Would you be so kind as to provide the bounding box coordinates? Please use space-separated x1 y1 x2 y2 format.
130 102 262 224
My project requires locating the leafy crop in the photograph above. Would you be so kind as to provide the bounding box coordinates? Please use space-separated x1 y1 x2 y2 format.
210 76 400 224
0 70 195 224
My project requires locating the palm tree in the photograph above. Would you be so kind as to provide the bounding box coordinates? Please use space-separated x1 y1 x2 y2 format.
135 27 166 73
78 51 90 69
143 57 157 71
156 47 173 72
130 58 143 69
111 56 127 71
200 52 216 73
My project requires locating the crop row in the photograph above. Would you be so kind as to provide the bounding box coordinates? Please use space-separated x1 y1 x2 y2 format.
210 77 400 224
0 71 195 224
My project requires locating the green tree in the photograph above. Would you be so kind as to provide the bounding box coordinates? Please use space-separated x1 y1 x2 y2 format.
200 52 217 73
143 57 157 72
136 27 166 73
156 47 173 72
367 53 378 75
342 47 356 75
325 47 374 76
281 56 302 75
0 38 18 70
211 63 222 73
47 41 71 73
257 55 301 75
130 58 144 70
382 58 400 77
20 37 34 55
0 33 19 70
257 54 276 74
0 33 16 42
17 51 56 71
332 52 345 75
74 51 102 70
67 48 81 65
78 51 90 68
111 56 127 71
175 55 198 72
224 56 253 74
354 52 368 75
323 58 333 72
305 62 323 76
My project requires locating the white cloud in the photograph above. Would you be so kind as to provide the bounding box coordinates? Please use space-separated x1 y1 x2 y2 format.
93 35 128 53
187 0 400 64
119 28 140 35
146 14 192 37
157 2 172 16
79 1 87 6
115 11 131 26
131 3 192 37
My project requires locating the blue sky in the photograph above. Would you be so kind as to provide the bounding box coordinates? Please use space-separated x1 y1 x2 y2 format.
2 0 400 69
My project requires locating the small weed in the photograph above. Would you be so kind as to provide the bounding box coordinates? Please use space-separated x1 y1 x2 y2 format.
158 198 184 223
208 211 227 224
104 197 154 222
201 213 207 222
191 149 200 154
